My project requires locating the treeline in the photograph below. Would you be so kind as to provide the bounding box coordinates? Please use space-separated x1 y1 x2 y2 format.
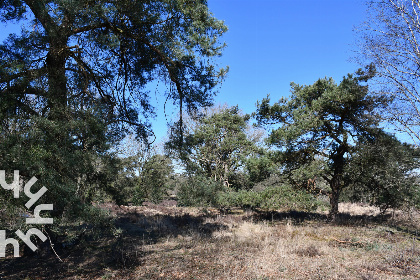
1 0 420 251
0 0 228 240
118 67 420 219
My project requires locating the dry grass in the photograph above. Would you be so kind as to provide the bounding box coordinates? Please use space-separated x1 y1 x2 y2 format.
117 203 420 280
0 203 419 279
134 221 418 280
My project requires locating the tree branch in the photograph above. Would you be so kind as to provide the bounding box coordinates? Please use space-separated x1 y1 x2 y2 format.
0 67 47 84
23 0 58 34
71 22 109 35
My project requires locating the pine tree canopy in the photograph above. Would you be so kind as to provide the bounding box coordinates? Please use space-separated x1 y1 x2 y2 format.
0 0 227 223
1 0 228 138
255 65 389 217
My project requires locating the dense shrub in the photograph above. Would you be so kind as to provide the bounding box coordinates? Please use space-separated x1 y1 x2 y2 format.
259 185 321 211
175 174 325 211
216 182 323 212
216 190 262 209
344 133 420 212
133 155 173 205
227 172 253 190
245 154 279 186
177 175 226 207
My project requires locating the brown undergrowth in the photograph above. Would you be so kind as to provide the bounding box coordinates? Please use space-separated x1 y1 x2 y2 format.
0 203 419 279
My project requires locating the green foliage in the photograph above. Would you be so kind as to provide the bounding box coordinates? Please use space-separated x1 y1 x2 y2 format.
216 190 262 209
344 132 420 211
134 154 173 205
227 171 253 190
0 113 123 229
0 0 227 233
259 185 322 211
166 105 258 187
105 156 140 205
244 152 279 186
177 175 225 207
255 66 388 217
216 184 321 212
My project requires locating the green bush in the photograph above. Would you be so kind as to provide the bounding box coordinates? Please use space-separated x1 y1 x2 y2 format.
216 190 262 209
216 183 322 212
259 185 321 211
344 134 420 212
177 175 225 207
133 154 173 205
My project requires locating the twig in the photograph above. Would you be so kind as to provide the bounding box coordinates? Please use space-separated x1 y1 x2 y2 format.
43 229 63 262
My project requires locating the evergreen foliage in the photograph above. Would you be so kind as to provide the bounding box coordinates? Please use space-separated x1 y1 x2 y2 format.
134 154 173 204
244 152 279 186
176 175 225 207
0 0 227 228
166 105 257 187
255 66 389 218
216 183 322 212
344 131 420 212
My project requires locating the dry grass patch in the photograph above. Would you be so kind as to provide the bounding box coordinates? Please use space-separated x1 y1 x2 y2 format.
0 203 419 279
132 205 419 280
125 206 418 280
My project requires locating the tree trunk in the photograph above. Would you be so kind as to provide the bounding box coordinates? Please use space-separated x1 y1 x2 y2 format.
329 184 340 220
24 0 69 118
223 163 229 187
45 32 69 219
329 142 346 220
46 35 68 120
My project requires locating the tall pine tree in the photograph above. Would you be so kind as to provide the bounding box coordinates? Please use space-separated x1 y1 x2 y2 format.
0 0 227 225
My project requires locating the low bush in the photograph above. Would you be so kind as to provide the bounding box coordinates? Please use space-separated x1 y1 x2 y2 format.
216 190 262 209
177 175 225 207
259 185 321 211
216 183 322 212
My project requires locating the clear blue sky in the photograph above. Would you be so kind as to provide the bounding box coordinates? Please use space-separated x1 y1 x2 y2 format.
207 0 366 111
157 0 370 142
1 0 378 143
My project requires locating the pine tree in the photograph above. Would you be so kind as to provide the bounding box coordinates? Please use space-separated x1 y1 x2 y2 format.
0 0 227 226
256 66 388 218
166 105 256 188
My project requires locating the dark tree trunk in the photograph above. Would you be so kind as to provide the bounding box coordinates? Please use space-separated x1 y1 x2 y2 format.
329 180 341 219
329 142 347 220
46 35 68 120
24 0 69 116
45 32 70 219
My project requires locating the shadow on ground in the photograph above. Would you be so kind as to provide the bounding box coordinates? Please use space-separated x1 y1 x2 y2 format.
251 209 390 225
251 209 420 240
0 205 227 280
0 204 418 279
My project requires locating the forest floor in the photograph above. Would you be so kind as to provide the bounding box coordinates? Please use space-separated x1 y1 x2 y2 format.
0 202 419 280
